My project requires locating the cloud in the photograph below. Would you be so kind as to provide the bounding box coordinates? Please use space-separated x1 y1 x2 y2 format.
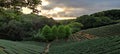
41 0 120 17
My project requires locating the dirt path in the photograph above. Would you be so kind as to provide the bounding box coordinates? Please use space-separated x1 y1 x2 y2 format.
42 42 51 54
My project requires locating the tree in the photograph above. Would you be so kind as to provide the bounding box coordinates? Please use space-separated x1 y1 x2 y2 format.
0 20 24 41
65 26 72 38
100 17 113 24
76 15 97 28
33 25 72 41
33 29 46 41
18 14 57 30
41 25 53 41
51 25 58 39
0 0 41 13
57 25 66 39
68 22 83 33
91 9 120 20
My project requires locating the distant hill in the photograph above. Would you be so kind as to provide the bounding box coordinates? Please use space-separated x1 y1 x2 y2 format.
91 9 120 20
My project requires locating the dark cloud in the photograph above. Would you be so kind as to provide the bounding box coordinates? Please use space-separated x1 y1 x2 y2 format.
42 0 120 17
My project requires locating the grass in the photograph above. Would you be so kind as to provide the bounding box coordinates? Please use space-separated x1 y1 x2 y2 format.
0 40 44 54
81 23 120 37
49 36 120 54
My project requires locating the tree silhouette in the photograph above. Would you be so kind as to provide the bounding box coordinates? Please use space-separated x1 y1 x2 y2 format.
0 0 41 13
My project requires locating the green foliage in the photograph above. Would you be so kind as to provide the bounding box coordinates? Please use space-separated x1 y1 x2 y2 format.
0 20 24 40
68 22 83 33
0 39 44 54
81 23 120 37
64 26 72 38
34 25 72 41
91 9 120 20
33 29 46 41
100 17 113 24
51 25 58 39
18 14 57 30
76 9 120 29
0 9 20 22
41 25 53 41
76 15 113 29
49 36 120 54
0 10 57 41
0 0 41 13
57 25 66 39
59 19 76 25
76 15 97 28
33 25 58 41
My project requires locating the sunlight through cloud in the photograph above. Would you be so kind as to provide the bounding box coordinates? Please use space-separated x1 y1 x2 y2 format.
41 0 50 6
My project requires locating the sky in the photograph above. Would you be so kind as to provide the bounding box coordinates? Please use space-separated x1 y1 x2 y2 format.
22 0 120 20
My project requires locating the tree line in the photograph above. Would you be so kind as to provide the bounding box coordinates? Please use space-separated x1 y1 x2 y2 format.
33 25 72 42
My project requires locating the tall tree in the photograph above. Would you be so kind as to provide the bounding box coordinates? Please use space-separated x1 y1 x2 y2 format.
0 0 41 13
51 25 58 39
41 25 53 41
68 22 83 33
58 25 66 39
65 26 72 38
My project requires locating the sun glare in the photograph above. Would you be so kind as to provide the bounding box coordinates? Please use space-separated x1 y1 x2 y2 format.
21 0 76 20
22 7 32 14
53 17 76 20
41 0 49 6
53 7 65 12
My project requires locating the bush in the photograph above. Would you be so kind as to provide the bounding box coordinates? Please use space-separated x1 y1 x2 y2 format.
68 22 83 33
51 25 58 39
41 25 53 41
57 25 66 39
34 25 72 42
64 26 72 38
0 9 57 41
76 15 113 29
91 9 120 20
33 29 46 41
0 20 24 40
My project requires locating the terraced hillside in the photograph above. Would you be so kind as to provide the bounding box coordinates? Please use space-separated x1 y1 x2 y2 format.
0 23 120 54
0 40 44 54
82 23 120 37
49 36 120 54
0 36 120 54
70 23 120 41
69 32 96 41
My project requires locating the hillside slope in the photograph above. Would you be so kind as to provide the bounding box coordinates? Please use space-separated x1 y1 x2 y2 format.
82 23 120 37
70 23 120 41
0 40 44 54
49 36 120 54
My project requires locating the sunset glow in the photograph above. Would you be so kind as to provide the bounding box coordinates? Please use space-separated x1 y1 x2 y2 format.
22 7 32 14
41 0 49 6
53 7 65 12
21 0 76 20
53 17 76 20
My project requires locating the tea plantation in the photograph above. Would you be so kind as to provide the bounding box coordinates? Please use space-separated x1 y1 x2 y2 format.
81 23 120 37
0 40 44 54
0 23 120 54
49 36 120 54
